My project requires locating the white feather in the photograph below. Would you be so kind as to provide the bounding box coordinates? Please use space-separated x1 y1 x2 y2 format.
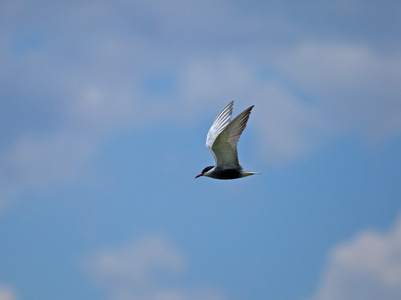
206 101 254 168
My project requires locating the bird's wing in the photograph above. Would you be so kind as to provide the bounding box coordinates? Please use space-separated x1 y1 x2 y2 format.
210 105 254 168
206 101 234 163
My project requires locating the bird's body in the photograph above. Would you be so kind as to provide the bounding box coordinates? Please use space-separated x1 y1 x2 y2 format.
195 101 260 180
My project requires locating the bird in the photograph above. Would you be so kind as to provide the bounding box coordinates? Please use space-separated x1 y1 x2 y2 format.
195 101 260 180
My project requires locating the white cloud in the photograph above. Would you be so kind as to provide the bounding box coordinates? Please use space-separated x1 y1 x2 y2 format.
1 0 401 206
274 42 401 138
0 286 17 300
309 214 401 300
86 235 224 300
253 84 327 162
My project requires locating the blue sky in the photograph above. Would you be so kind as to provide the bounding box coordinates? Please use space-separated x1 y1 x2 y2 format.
1 0 401 299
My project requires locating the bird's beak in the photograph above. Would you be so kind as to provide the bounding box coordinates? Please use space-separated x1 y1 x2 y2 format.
195 173 203 178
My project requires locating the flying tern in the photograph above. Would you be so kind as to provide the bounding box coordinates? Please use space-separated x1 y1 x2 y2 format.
195 101 260 180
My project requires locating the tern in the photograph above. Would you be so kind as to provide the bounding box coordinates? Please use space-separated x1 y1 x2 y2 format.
195 101 260 180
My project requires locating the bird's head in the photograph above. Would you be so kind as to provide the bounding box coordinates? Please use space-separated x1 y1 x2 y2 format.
195 166 214 178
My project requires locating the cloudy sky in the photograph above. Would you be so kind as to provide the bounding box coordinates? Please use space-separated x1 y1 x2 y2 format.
1 0 401 299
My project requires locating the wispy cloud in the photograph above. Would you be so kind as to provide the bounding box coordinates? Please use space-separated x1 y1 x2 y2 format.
273 41 401 138
309 214 401 300
1 0 401 205
85 235 224 300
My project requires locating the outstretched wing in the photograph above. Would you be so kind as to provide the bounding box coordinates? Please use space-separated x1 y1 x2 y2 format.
206 101 234 163
210 105 254 168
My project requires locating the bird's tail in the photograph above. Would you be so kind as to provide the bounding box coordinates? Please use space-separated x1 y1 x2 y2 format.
241 171 262 177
